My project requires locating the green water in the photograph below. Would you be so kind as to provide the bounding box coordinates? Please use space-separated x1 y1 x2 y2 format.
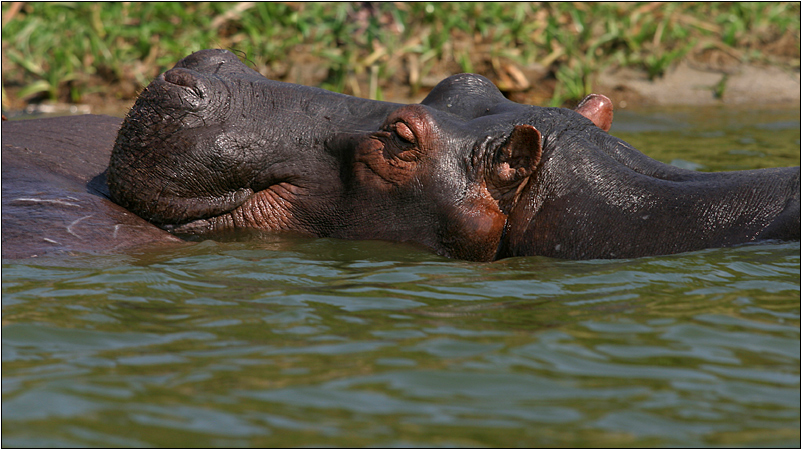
2 106 800 447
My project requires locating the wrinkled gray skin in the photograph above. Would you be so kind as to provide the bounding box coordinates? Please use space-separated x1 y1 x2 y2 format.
108 49 799 261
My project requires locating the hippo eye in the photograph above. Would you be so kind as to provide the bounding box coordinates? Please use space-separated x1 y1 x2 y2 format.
393 122 416 144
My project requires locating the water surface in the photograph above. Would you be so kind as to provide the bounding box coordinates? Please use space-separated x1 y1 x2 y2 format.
2 106 800 447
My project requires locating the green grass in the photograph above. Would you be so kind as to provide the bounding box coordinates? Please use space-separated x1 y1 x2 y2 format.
2 2 799 108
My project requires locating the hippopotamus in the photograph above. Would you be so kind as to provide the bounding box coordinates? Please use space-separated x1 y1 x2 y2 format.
3 49 799 261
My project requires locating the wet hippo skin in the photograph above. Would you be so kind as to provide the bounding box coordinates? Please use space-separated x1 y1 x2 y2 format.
2 115 183 259
3 50 800 261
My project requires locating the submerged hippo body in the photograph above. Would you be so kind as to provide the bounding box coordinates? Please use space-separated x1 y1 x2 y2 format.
3 49 799 260
1 115 183 259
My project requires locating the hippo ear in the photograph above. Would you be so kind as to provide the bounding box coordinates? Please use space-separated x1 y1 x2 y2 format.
574 94 613 132
487 124 542 212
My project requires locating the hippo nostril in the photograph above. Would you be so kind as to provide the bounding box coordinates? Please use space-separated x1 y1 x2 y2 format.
163 68 200 88
160 68 209 106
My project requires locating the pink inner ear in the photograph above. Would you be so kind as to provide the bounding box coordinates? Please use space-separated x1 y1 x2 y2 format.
575 94 613 132
487 124 542 214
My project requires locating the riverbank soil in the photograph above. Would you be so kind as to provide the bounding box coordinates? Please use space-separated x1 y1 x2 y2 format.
595 62 800 108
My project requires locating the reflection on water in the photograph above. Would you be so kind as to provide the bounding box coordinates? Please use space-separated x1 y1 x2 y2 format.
2 106 800 447
611 105 800 171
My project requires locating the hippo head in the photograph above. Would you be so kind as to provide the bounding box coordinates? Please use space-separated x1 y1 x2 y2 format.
109 50 541 260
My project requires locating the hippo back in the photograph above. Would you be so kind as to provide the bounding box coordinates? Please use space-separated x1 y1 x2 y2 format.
2 115 183 259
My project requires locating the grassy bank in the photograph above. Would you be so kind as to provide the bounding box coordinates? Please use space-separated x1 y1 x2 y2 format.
2 2 799 110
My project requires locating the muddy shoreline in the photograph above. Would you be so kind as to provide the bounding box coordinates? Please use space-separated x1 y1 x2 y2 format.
596 61 800 109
